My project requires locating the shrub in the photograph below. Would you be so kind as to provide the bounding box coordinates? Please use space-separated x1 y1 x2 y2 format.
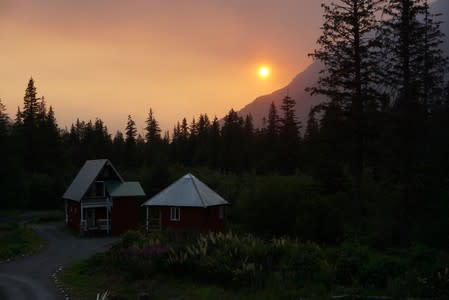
334 242 369 285
167 232 330 289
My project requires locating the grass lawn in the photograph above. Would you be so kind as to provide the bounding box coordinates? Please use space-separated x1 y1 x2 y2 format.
0 222 46 261
0 210 23 218
59 254 307 300
29 210 65 224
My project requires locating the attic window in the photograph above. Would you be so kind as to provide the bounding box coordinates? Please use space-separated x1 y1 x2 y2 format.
89 181 105 198
170 207 180 221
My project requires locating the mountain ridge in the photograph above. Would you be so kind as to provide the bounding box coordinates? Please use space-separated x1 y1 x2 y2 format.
236 0 449 129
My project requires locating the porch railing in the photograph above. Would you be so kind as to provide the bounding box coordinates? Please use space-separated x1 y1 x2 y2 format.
82 198 112 208
80 219 111 231
148 218 161 231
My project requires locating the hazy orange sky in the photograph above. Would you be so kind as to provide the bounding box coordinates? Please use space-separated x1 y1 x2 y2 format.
0 0 323 133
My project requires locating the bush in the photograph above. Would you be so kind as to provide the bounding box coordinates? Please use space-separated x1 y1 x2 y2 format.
167 232 330 289
110 230 170 278
334 242 369 285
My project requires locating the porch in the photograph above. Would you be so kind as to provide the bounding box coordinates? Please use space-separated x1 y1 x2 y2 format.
80 203 112 234
81 218 111 231
146 207 161 231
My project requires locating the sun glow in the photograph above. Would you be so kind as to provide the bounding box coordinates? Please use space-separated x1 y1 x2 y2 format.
258 66 271 78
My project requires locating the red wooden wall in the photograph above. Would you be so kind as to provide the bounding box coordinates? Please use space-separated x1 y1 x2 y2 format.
159 205 226 232
66 200 81 231
111 197 143 235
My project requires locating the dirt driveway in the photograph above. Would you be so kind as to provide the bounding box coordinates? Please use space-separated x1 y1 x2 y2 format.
0 221 116 300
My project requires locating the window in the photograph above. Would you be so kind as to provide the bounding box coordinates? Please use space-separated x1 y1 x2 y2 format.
170 207 180 221
219 206 225 220
95 181 105 197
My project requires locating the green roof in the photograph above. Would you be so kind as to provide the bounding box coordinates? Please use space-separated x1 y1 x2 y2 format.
106 181 145 197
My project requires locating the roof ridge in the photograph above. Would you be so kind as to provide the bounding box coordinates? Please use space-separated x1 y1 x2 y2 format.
189 174 207 208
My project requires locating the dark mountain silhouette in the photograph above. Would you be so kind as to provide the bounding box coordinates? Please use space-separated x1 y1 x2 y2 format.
237 0 449 129
431 0 449 52
237 61 325 129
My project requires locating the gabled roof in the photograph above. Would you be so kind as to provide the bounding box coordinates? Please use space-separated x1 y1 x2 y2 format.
142 173 229 208
63 159 123 201
105 181 146 197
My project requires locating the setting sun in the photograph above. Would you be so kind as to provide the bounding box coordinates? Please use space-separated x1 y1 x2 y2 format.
258 66 271 78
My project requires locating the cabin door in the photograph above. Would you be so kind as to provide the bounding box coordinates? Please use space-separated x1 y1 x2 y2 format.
86 208 95 229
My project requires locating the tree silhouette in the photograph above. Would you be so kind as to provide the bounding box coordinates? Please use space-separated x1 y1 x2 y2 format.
0 98 9 137
145 108 161 146
279 96 301 174
125 115 137 168
309 0 382 217
144 108 162 165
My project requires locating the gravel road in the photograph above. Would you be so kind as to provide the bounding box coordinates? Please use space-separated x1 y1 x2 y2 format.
0 221 116 300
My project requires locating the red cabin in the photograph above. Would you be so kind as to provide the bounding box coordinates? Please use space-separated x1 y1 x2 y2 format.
63 159 146 235
142 173 229 232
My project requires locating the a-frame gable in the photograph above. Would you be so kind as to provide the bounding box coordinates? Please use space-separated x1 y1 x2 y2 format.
63 159 123 201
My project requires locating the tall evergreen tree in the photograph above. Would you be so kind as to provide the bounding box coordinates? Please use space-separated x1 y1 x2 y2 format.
144 109 162 165
0 98 9 137
18 78 48 172
208 117 221 168
266 102 280 141
22 78 40 125
381 0 448 242
125 115 137 145
14 107 23 127
125 115 137 168
221 109 245 172
279 96 301 174
145 109 161 145
112 130 126 167
419 1 448 109
304 108 319 141
309 0 382 216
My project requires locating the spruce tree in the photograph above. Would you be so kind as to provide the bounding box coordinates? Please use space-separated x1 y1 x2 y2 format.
266 102 280 141
305 109 319 141
22 78 41 125
125 115 137 167
309 0 382 214
145 109 161 145
0 98 9 137
112 130 126 167
125 115 137 145
221 109 245 172
279 96 301 174
208 117 221 168
144 109 162 165
419 1 448 108
381 0 448 241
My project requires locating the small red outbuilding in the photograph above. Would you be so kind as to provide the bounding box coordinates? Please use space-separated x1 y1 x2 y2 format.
63 159 145 235
142 173 229 232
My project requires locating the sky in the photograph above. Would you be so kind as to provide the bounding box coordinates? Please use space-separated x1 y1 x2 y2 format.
0 0 323 134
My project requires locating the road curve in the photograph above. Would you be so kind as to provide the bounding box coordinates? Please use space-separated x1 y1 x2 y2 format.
0 223 116 300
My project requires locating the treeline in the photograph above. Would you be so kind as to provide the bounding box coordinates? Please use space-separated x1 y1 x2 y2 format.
1 0 449 248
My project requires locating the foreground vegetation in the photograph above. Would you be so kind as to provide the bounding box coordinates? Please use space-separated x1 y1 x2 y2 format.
60 230 449 299
0 222 45 261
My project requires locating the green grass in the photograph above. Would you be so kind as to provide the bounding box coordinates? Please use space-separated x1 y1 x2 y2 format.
0 210 23 218
59 253 329 300
0 222 45 261
29 210 65 224
59 254 136 300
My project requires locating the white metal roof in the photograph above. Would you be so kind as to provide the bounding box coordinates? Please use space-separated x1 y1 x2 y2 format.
142 173 229 208
106 181 146 197
62 159 124 201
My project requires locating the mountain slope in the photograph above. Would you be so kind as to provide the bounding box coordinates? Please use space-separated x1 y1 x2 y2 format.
237 61 325 128
238 0 449 128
